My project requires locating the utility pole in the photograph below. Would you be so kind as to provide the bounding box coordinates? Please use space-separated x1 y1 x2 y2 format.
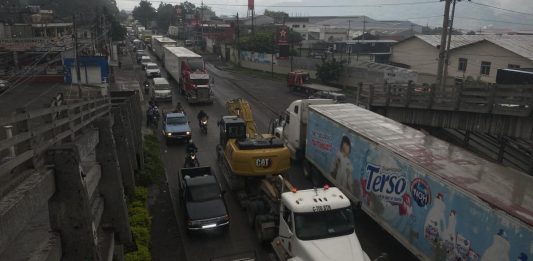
362 16 366 40
251 9 255 34
201 0 204 50
435 0 452 90
442 0 458 88
72 15 82 97
236 13 240 66
348 20 352 64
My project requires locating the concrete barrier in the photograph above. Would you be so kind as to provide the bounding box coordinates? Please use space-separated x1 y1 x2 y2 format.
0 91 142 260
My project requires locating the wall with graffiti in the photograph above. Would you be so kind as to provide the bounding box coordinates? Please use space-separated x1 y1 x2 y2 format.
306 110 532 261
239 50 275 65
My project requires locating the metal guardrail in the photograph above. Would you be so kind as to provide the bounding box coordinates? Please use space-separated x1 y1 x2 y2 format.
0 95 110 179
357 82 533 117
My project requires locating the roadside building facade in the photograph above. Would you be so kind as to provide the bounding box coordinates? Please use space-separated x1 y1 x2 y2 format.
390 35 533 83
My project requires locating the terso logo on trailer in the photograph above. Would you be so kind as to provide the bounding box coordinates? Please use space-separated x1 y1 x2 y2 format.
365 164 407 204
410 178 432 207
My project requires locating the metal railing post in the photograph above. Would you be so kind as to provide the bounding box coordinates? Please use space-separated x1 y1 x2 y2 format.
4 125 15 157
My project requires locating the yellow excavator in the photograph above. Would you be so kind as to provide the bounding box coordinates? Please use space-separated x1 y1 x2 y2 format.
216 98 290 191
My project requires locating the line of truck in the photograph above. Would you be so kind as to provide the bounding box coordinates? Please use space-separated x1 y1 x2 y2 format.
272 99 533 261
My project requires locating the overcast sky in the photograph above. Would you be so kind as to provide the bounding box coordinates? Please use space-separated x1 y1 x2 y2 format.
116 0 533 30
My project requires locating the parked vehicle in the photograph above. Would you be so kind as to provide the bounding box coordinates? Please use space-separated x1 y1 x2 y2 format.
496 68 533 84
163 46 213 104
151 36 177 61
140 56 151 70
151 77 172 102
274 100 533 260
309 91 346 102
162 112 191 144
179 167 230 231
287 70 341 94
145 62 161 78
135 50 145 62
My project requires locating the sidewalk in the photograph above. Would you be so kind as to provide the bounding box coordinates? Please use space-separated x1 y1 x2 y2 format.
111 47 145 101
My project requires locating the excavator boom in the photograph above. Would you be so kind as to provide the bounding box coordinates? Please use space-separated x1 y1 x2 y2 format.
226 98 258 138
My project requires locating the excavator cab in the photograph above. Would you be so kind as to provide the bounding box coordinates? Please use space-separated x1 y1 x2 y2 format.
218 116 246 146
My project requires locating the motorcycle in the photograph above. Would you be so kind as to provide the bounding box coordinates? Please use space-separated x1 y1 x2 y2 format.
199 117 208 134
147 107 160 129
143 81 150 94
184 151 200 168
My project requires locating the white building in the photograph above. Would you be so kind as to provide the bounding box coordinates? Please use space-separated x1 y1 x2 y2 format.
284 16 422 42
390 35 533 83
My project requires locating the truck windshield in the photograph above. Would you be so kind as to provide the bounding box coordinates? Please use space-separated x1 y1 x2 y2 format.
192 79 209 85
188 184 220 202
294 207 355 240
166 116 187 125
188 59 204 71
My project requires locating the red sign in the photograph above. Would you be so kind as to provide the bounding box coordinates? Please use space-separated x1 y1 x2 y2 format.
277 26 289 45
248 0 254 10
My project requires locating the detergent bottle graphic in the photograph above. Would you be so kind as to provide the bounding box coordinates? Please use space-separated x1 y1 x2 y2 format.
481 229 510 261
424 193 446 242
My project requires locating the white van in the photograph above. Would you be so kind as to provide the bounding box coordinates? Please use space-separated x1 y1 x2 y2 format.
140 56 151 70
152 77 172 101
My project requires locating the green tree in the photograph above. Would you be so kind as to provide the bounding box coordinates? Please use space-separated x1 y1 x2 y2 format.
264 9 288 24
118 9 129 23
156 3 177 31
132 0 156 28
316 58 345 83
239 32 275 53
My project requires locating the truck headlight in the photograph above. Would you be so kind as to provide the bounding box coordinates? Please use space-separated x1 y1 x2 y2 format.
186 131 191 135
167 132 172 137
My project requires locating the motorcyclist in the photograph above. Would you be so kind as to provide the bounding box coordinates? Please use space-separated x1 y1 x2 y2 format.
185 139 198 154
197 110 208 122
146 105 159 127
173 102 184 113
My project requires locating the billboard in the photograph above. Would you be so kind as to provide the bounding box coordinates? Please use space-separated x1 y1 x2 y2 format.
277 26 289 46
306 110 533 261
248 0 254 10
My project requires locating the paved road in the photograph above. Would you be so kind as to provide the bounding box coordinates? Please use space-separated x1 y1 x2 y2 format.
130 46 416 261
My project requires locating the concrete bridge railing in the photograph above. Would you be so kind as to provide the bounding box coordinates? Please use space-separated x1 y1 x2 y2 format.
0 90 143 260
356 82 533 139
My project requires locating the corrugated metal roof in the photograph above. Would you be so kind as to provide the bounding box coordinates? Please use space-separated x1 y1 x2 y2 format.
413 35 533 61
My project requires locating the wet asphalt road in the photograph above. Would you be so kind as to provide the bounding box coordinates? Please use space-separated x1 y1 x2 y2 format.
133 46 417 261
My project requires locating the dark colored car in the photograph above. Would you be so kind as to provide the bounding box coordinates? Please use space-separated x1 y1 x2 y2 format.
179 167 230 232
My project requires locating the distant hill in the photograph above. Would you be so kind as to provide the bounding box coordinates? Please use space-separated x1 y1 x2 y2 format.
258 0 533 31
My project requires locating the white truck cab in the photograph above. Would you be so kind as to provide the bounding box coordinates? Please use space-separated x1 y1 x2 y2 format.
274 99 335 160
272 186 370 261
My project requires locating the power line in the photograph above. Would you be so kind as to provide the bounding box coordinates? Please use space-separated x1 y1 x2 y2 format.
468 1 533 17
123 0 441 8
